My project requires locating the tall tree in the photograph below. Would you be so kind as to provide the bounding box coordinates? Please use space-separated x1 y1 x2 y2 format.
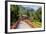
35 7 42 22
10 5 19 23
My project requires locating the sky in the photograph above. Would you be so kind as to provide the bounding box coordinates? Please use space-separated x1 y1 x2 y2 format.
22 5 41 11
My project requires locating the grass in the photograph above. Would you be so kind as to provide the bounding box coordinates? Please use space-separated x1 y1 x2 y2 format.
32 22 42 28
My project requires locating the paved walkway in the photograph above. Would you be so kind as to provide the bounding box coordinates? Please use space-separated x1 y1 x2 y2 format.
17 21 31 29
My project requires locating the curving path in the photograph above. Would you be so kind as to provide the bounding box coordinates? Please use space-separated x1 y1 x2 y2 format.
10 16 38 29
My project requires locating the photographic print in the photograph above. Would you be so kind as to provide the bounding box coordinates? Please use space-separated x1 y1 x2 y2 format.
5 1 45 33
10 4 42 29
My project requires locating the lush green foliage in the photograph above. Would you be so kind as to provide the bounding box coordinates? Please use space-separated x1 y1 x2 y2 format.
10 5 42 25
10 5 19 23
